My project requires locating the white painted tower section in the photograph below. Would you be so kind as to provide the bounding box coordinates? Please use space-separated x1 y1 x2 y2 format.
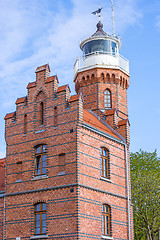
74 21 129 79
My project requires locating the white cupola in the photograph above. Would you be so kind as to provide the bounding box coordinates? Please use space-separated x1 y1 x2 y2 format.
74 21 129 79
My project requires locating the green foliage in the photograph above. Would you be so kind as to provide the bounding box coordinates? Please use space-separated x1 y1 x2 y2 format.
130 150 160 240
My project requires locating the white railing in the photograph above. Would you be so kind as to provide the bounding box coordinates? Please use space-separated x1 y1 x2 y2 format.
74 52 129 76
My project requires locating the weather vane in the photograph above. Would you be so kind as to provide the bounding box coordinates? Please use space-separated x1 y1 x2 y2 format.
92 7 103 22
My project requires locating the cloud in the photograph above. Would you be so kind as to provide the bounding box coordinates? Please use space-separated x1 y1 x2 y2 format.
0 0 143 155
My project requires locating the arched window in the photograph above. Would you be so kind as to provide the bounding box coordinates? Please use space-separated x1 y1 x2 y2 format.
101 147 109 178
112 74 115 83
24 114 27 134
40 102 44 126
102 204 111 236
106 73 110 82
36 91 46 127
104 89 112 109
35 145 47 176
120 76 122 86
101 73 104 81
54 106 57 127
34 202 46 235
86 75 89 80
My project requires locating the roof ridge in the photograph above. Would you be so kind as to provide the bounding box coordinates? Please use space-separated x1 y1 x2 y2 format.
88 110 125 143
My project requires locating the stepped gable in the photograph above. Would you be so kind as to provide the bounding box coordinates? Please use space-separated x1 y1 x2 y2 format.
15 96 26 105
4 112 15 120
57 84 70 93
83 108 121 140
35 63 50 73
45 75 58 83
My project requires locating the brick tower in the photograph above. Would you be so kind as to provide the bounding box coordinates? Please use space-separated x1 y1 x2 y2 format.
2 19 134 240
74 21 129 122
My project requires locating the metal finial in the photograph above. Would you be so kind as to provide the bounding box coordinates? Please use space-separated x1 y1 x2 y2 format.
92 7 103 22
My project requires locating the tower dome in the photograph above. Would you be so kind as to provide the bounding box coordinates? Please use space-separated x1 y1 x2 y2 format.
74 21 129 79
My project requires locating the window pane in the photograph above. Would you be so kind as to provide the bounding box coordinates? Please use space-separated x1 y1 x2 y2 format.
42 161 46 168
36 146 41 154
35 227 40 234
102 215 104 234
43 145 47 152
42 155 47 162
102 205 104 212
42 167 46 174
42 203 46 211
101 158 103 176
105 215 109 235
104 149 107 156
42 213 46 220
42 226 46 234
105 205 109 213
42 220 46 227
35 204 40 212
105 159 108 177
35 214 40 221
36 156 41 168
35 220 40 228
37 168 41 175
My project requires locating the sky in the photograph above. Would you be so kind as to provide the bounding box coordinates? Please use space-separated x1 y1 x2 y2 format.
0 0 160 158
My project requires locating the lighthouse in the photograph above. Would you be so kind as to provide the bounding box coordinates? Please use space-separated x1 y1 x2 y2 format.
74 18 130 121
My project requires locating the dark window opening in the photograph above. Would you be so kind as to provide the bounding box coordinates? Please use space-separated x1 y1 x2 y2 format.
35 145 47 176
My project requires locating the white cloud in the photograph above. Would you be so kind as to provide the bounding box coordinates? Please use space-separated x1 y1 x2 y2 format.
0 0 142 154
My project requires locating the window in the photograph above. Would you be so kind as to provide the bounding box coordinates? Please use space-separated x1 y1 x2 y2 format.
35 145 47 175
101 73 104 81
34 202 46 235
54 106 57 127
101 147 109 178
104 89 112 109
40 102 44 126
102 204 111 236
24 114 27 134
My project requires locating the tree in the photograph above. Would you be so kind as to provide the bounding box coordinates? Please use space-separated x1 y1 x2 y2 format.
130 150 160 240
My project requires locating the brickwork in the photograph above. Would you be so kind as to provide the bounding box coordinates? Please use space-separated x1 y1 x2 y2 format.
0 158 5 240
2 62 133 240
74 68 129 121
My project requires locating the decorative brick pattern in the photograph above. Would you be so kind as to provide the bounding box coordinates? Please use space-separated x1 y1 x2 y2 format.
1 63 133 240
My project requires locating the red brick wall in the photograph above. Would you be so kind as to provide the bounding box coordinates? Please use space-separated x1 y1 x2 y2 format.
4 65 133 240
74 68 129 120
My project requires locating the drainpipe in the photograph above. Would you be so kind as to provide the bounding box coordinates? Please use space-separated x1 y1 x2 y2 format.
124 143 131 240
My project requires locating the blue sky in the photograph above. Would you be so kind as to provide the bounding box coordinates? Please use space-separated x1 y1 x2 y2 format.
0 0 160 157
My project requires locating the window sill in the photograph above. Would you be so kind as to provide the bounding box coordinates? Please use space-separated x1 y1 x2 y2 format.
31 175 48 181
35 129 46 134
30 235 48 239
15 179 22 183
101 236 113 240
100 177 112 183
58 171 65 176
